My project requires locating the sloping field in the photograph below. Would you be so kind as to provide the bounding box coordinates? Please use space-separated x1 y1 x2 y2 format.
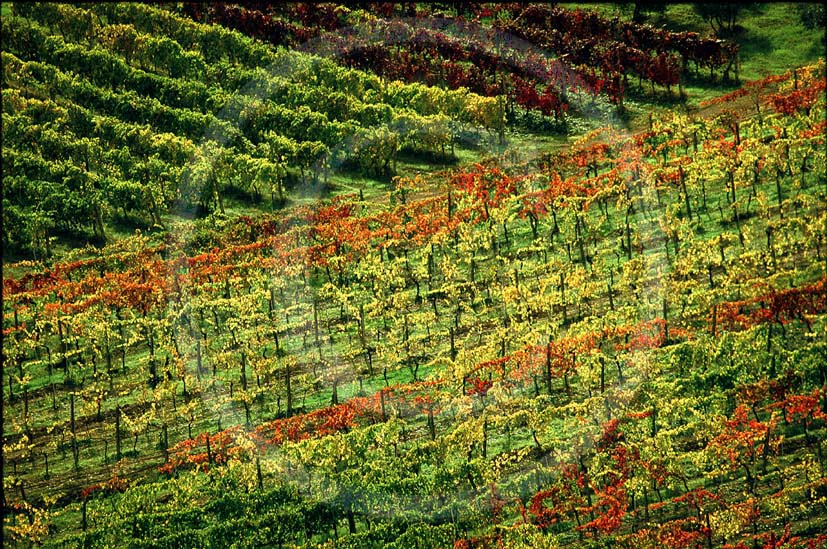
3 3 826 547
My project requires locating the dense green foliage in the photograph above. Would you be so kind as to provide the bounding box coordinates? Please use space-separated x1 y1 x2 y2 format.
2 2 504 258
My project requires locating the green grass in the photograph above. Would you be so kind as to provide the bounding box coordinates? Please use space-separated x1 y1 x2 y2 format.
559 3 825 113
659 4 824 80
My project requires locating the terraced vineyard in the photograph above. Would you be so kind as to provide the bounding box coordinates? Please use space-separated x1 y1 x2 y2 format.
2 3 826 548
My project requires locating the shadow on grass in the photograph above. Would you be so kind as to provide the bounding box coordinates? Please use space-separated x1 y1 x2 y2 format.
222 185 271 209
2 248 35 264
807 39 826 58
738 32 774 60
397 148 459 167
109 212 154 233
624 85 688 108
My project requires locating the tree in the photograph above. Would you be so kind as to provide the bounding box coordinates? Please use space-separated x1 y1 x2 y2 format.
621 1 668 24
692 4 766 37
798 4 826 33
